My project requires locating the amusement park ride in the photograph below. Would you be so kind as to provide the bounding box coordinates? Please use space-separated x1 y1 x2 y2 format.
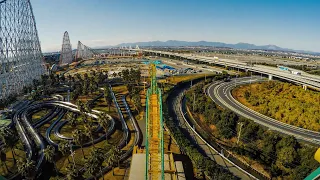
129 63 177 180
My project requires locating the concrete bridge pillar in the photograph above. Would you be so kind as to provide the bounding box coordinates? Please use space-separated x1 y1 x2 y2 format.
303 85 307 90
268 74 273 80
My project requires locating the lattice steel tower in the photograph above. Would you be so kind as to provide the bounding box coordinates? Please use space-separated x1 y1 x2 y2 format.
0 0 45 100
60 31 73 65
76 41 95 60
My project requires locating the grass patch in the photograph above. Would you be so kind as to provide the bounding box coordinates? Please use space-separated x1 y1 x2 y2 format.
31 109 51 124
164 74 212 85
0 140 26 178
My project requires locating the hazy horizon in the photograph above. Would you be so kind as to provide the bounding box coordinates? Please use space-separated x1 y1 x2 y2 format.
31 0 320 53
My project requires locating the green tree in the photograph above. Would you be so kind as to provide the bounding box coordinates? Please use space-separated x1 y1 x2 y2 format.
98 113 110 141
43 145 57 172
58 140 70 163
244 90 251 99
85 101 92 113
91 70 96 77
242 121 260 141
117 72 122 78
131 94 142 113
76 100 85 113
72 129 86 158
112 72 117 78
104 87 113 112
65 164 80 180
216 110 237 139
61 74 66 82
121 69 130 82
0 148 8 173
17 159 35 180
41 74 48 87
291 165 313 180
85 148 104 180
68 112 78 126
0 127 17 163
277 146 298 168
106 145 121 175
84 122 95 148
276 135 298 151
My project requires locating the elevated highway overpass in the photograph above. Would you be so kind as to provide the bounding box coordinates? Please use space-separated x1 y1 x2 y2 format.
136 49 320 90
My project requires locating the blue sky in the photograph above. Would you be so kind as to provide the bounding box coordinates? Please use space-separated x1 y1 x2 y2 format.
31 0 320 52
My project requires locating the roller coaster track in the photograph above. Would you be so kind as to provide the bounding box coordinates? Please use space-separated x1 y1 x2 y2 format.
85 87 142 180
9 85 140 179
144 63 165 180
13 103 61 178
111 90 129 149
10 95 113 179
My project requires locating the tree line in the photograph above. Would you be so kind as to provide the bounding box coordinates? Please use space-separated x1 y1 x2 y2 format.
120 68 143 114
70 70 108 101
163 105 238 180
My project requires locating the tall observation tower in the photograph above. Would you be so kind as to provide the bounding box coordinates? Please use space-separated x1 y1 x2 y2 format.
0 0 45 100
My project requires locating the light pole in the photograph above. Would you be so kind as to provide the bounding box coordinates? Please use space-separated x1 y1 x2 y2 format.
192 92 195 112
69 141 76 167
67 89 70 102
237 65 240 74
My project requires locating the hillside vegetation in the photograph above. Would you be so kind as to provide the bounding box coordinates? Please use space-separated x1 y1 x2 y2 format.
233 81 320 131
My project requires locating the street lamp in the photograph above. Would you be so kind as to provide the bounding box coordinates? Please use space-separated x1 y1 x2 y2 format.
69 141 76 167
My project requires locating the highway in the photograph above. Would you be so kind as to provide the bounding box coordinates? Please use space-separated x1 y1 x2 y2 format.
207 77 320 145
166 79 260 180
139 49 320 90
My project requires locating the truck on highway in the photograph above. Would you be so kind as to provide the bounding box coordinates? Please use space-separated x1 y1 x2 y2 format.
291 71 301 75
278 66 289 71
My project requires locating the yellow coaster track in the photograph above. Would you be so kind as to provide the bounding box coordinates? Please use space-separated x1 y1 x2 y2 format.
145 63 164 179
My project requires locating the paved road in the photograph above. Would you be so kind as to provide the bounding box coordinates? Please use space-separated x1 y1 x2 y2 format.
207 77 320 145
167 82 257 180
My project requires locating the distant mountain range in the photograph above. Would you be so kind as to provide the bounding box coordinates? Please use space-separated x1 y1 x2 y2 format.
112 40 319 55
